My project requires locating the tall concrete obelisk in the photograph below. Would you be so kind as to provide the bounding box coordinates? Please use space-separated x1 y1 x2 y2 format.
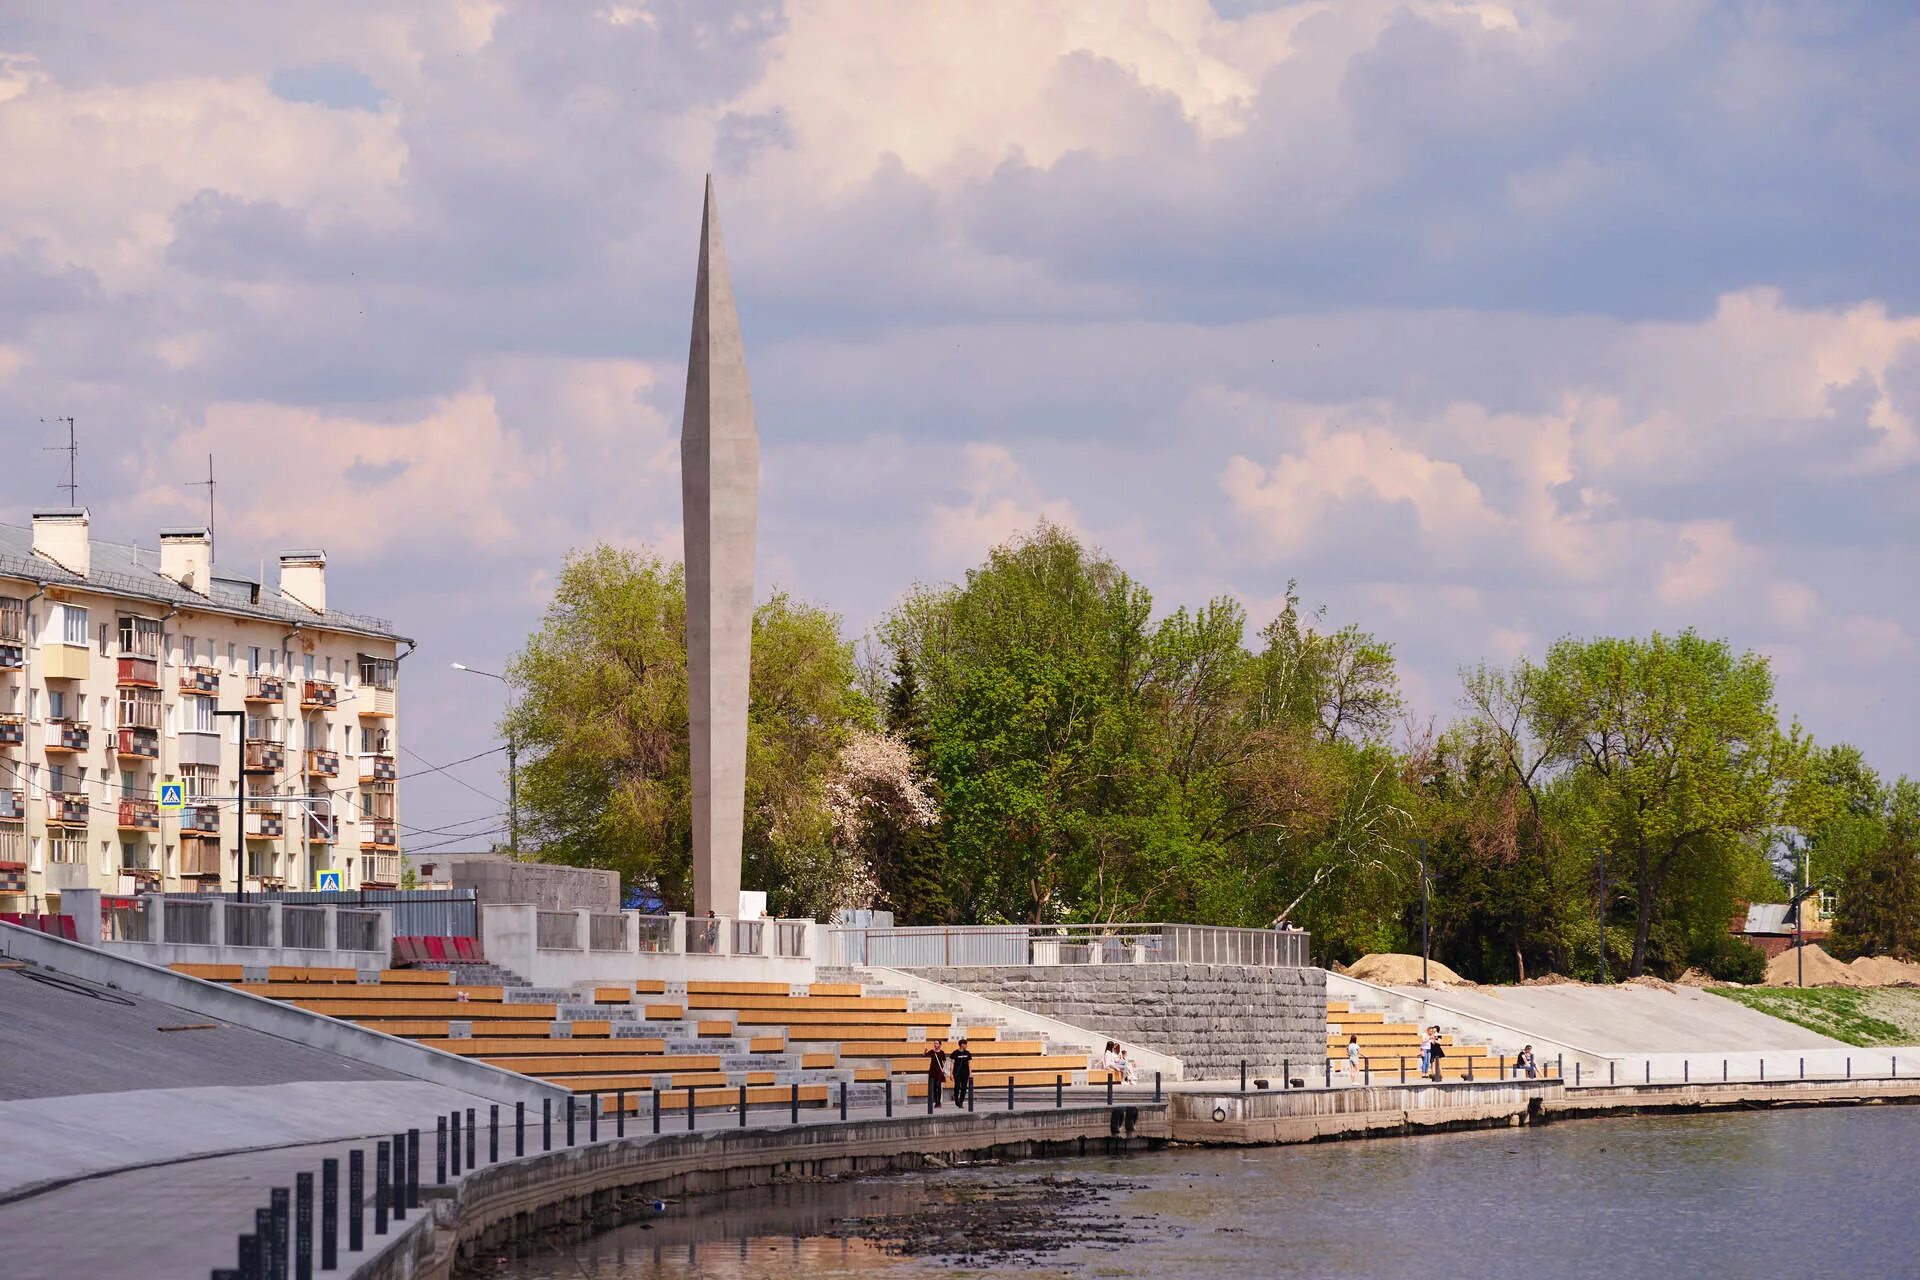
682 176 758 918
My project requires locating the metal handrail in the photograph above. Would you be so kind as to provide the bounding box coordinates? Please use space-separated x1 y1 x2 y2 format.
827 922 1311 968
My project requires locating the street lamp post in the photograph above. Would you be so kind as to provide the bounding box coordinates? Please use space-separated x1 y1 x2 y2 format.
1596 845 1609 985
451 663 517 854
1417 836 1429 986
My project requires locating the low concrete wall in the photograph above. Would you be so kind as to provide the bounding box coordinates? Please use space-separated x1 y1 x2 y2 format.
0 922 565 1110
1547 1077 1920 1117
1172 1078 1555 1144
368 1105 1169 1280
454 860 618 913
482 904 815 987
906 963 1326 1082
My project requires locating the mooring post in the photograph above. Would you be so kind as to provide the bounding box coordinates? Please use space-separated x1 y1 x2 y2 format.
466 1107 476 1167
1800 1057 1805 1080
407 1129 421 1210
516 1101 525 1157
1240 1060 1247 1093
654 1088 663 1134
617 1091 626 1139
1399 1056 1406 1084
450 1110 462 1177
543 1098 552 1151
885 1078 893 1117
687 1085 697 1132
567 1098 577 1146
1057 1075 1064 1109
740 1082 749 1127
1106 1075 1114 1106
435 1117 447 1185
589 1093 599 1143
257 1207 274 1280
390 1133 407 1221
373 1143 388 1236
1007 1077 1015 1111
791 1082 799 1125
840 1081 848 1121
1155 1072 1162 1103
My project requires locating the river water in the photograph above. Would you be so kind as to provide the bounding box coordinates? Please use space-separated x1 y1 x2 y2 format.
496 1107 1920 1280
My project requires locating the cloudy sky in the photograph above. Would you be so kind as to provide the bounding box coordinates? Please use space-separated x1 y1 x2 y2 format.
2 1 1916 845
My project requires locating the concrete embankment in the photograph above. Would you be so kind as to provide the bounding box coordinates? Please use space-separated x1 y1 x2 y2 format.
1545 1077 1920 1118
363 1105 1170 1279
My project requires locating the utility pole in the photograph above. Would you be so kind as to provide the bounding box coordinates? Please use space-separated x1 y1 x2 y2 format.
450 663 518 855
1596 845 1609 984
42 417 77 504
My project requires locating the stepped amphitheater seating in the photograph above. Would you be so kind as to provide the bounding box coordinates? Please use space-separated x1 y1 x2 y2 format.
169 963 1117 1112
1325 1001 1559 1080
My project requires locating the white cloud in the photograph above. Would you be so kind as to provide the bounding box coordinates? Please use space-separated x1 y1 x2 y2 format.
923 442 1082 571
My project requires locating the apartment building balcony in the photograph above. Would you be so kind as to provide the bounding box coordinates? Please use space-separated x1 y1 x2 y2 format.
45 720 90 753
178 835 223 878
304 749 340 778
118 797 160 831
356 687 396 719
0 641 20 671
49 792 89 826
243 739 286 773
360 821 398 851
245 809 284 839
116 725 160 761
0 788 21 820
40 643 89 681
245 674 286 703
359 851 402 887
0 825 23 892
116 655 160 687
0 712 22 748
180 664 221 695
301 680 338 710
359 754 396 782
304 813 338 844
180 803 221 836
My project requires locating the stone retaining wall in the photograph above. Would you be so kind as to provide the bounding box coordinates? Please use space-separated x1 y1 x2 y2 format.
904 964 1327 1082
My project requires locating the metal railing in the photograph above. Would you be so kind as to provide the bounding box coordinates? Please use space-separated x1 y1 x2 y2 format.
826 922 1311 969
536 911 581 950
164 899 215 945
105 898 150 942
732 919 765 956
635 917 675 953
282 906 329 950
686 916 721 955
588 914 628 952
335 909 382 953
226 902 274 948
775 920 808 958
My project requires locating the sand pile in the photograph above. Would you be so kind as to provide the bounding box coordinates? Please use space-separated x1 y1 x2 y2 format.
1624 974 1679 992
1846 955 1920 985
1347 953 1469 987
1764 944 1865 987
1674 968 1718 988
1519 973 1581 986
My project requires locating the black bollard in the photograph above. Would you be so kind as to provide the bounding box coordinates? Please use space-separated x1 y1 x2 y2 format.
1326 1058 1332 1088
390 1134 407 1222
490 1105 499 1164
617 1092 626 1139
1609 1060 1615 1085
407 1130 421 1211
450 1109 462 1177
1800 1057 1806 1080
1724 1058 1729 1082
791 1082 799 1124
1466 1057 1474 1083
1575 1062 1581 1085
653 1088 663 1134
1106 1075 1114 1106
968 1074 976 1112
840 1081 848 1121
1057 1075 1064 1109
566 1098 576 1147
1847 1057 1852 1080
373 1143 389 1236
1365 1059 1372 1086
1684 1060 1689 1084
1240 1060 1247 1093
1007 1077 1014 1111
320 1158 338 1272
740 1082 749 1127
1761 1059 1766 1081
1400 1056 1406 1084
687 1085 697 1131
348 1151 364 1253
1155 1072 1162 1102
465 1107 476 1168
543 1098 552 1151
295 1172 313 1280
239 1231 260 1280
516 1101 525 1157
272 1187 290 1280
885 1078 893 1117
926 1077 934 1115
590 1093 599 1143
256 1208 274 1280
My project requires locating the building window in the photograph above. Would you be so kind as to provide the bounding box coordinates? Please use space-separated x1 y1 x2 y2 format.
50 603 88 647
182 764 219 798
49 834 82 864
184 695 217 733
46 688 67 720
119 686 162 730
118 615 162 657
358 655 396 689
248 645 262 674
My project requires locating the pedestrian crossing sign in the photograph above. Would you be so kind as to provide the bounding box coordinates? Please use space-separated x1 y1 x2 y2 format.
157 782 184 812
314 869 344 891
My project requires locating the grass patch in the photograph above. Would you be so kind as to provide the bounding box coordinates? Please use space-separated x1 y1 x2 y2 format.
1709 986 1912 1046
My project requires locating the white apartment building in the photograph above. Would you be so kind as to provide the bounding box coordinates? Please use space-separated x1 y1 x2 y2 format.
0 509 410 912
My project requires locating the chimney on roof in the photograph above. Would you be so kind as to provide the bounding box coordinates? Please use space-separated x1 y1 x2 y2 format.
31 508 90 577
278 549 327 614
159 527 212 593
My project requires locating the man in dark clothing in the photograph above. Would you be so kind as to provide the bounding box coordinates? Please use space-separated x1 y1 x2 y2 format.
951 1037 974 1107
924 1043 947 1108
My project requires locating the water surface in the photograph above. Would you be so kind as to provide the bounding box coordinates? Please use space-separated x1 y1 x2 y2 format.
496 1106 1920 1279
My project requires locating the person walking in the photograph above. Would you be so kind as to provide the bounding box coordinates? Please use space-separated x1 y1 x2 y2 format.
924 1042 948 1109
1346 1034 1362 1081
951 1037 974 1107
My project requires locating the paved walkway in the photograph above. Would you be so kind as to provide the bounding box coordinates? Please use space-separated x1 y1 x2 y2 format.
0 1087 1158 1278
1384 983 1852 1052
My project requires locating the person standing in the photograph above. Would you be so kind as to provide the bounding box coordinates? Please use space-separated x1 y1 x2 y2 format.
1428 1026 1446 1082
1346 1034 1362 1080
924 1042 948 1109
951 1037 974 1107
1417 1028 1433 1079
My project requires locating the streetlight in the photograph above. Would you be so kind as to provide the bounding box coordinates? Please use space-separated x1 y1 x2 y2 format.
1417 836 1430 985
451 663 517 855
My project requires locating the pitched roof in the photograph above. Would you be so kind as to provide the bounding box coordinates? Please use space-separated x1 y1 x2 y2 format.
0 522 406 643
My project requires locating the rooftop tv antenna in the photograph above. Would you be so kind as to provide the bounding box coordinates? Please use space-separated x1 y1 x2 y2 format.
41 417 77 505
186 454 216 562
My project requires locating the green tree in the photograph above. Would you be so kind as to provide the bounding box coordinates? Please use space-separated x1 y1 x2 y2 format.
1530 631 1786 976
505 546 868 916
1830 779 1920 960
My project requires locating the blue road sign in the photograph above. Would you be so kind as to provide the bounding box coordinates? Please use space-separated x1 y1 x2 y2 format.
314 869 344 891
158 782 185 812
